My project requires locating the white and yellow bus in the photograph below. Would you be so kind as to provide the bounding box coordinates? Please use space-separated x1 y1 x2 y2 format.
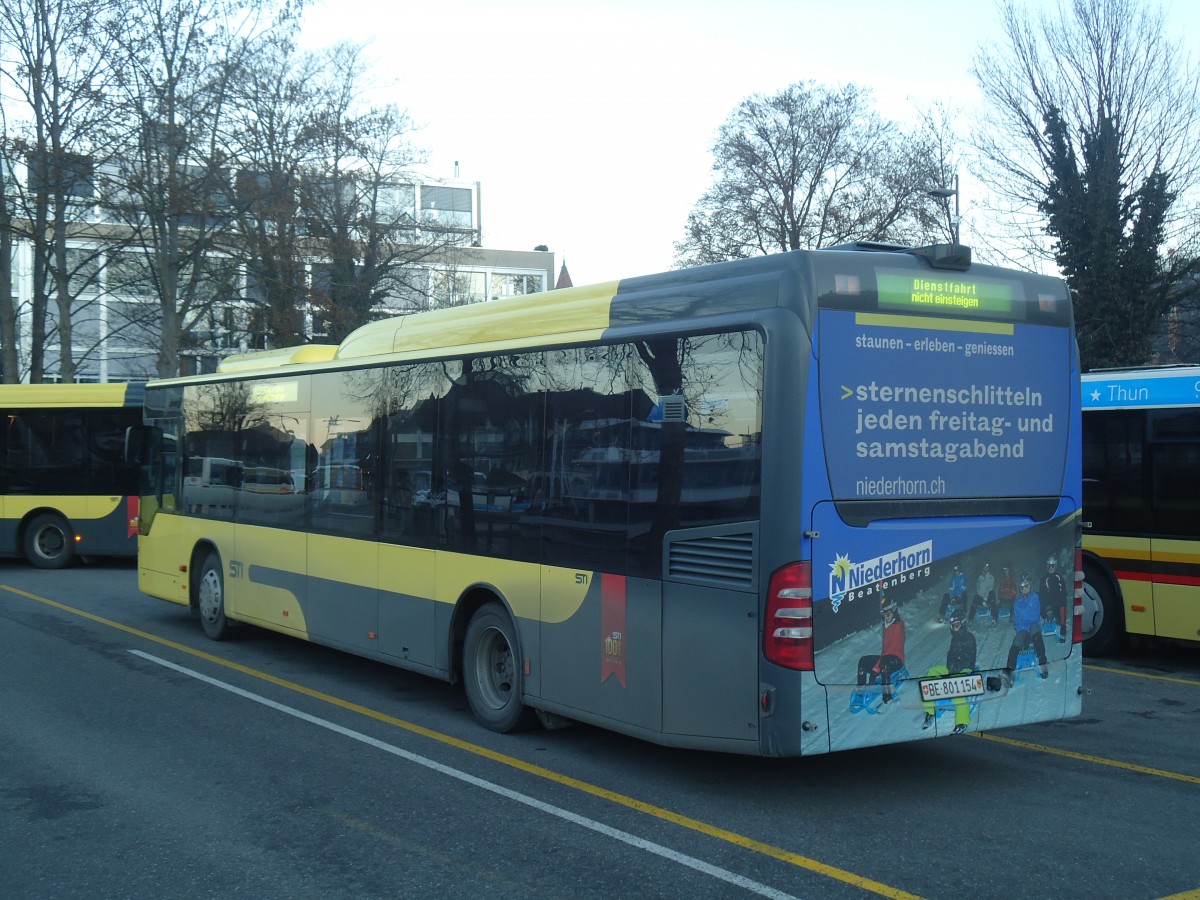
133 245 1084 755
0 383 142 567
1081 366 1200 654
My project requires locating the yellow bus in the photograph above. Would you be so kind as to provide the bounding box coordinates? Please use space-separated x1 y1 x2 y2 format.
133 245 1084 755
0 382 142 567
1081 366 1200 654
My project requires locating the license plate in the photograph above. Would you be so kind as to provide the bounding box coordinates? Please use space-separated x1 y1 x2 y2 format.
919 673 985 702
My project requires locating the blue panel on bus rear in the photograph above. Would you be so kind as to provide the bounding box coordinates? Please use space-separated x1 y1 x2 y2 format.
802 289 1081 749
816 309 1072 501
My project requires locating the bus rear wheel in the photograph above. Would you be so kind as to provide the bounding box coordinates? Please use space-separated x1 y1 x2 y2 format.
1081 565 1125 657
463 603 535 732
196 552 232 641
24 513 76 569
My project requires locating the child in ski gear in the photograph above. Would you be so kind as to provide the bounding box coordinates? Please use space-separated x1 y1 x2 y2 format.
857 591 907 704
996 564 1018 625
1005 574 1048 682
922 606 978 733
938 565 968 622
968 562 997 624
1041 555 1069 643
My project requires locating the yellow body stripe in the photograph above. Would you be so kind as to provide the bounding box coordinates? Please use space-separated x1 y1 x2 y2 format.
0 383 131 407
1085 534 1152 559
3 495 122 521
854 313 1015 335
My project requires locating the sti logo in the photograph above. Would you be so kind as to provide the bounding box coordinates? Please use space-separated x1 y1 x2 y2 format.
828 540 933 611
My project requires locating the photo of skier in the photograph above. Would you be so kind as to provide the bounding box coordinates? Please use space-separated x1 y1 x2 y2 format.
1041 555 1069 643
1004 573 1048 685
856 590 907 705
968 562 997 625
937 564 967 622
996 563 1018 625
921 606 978 734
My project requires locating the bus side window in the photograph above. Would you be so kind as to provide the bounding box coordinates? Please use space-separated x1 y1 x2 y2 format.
1149 408 1200 539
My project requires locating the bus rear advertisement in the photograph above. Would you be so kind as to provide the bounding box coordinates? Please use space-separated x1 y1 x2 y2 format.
0 382 142 567
133 244 1083 755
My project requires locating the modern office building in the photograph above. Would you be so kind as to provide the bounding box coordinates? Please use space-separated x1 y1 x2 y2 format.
2 167 555 382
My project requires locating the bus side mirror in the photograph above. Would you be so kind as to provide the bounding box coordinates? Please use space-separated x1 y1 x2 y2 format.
124 424 160 465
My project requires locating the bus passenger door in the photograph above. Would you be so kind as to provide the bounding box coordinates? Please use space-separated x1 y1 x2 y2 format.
229 422 310 635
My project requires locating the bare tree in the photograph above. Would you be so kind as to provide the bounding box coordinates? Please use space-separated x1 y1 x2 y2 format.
300 43 467 343
224 34 319 348
674 81 950 266
102 0 301 377
0 0 119 382
972 0 1200 366
0 121 17 381
973 0 1200 260
225 41 465 348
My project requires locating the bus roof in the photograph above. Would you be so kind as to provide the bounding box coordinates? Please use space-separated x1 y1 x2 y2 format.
0 382 144 408
219 344 339 374
1081 366 1200 410
149 245 1066 388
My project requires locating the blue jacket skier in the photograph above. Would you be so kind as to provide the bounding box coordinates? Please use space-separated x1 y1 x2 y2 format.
1005 574 1047 683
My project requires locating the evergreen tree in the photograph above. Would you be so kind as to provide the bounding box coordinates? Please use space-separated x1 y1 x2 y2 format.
1040 108 1176 368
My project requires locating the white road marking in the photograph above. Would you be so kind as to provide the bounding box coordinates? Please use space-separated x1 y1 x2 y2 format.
130 649 801 900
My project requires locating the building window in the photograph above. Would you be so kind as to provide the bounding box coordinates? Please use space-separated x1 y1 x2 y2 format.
420 186 473 229
377 183 416 224
66 247 103 296
429 269 486 308
490 272 545 300
25 151 94 200
106 250 155 297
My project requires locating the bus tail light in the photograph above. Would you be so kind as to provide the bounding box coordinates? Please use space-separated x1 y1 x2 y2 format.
1072 548 1083 644
764 562 813 671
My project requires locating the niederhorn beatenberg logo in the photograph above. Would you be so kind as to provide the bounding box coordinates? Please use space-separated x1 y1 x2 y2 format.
828 540 933 611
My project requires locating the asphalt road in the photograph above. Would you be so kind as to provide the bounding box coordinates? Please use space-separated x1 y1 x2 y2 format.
2 560 1198 900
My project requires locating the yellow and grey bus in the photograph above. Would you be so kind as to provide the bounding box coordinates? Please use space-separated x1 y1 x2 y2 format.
0 382 142 567
133 245 1083 755
1081 366 1200 654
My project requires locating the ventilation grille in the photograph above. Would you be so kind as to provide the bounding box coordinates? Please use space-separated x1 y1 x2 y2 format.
667 531 756 591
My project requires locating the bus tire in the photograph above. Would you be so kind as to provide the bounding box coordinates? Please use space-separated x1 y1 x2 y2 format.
463 603 535 733
1081 564 1125 657
24 513 76 569
196 552 232 641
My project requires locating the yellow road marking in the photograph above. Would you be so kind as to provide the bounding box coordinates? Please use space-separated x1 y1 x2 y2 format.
972 733 1200 785
3 585 919 900
1085 663 1200 687
1156 891 1200 900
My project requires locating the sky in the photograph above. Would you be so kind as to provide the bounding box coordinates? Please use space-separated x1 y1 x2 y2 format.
298 0 1200 286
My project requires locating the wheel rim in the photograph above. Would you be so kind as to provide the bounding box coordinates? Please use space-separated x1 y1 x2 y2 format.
33 524 66 561
472 625 516 711
198 567 223 624
1080 581 1104 641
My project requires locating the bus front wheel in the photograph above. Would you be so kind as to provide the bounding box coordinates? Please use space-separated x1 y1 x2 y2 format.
196 552 232 641
24 513 76 569
463 603 535 733
1081 565 1125 657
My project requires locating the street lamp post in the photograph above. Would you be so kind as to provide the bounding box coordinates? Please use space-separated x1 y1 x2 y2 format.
927 174 961 245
